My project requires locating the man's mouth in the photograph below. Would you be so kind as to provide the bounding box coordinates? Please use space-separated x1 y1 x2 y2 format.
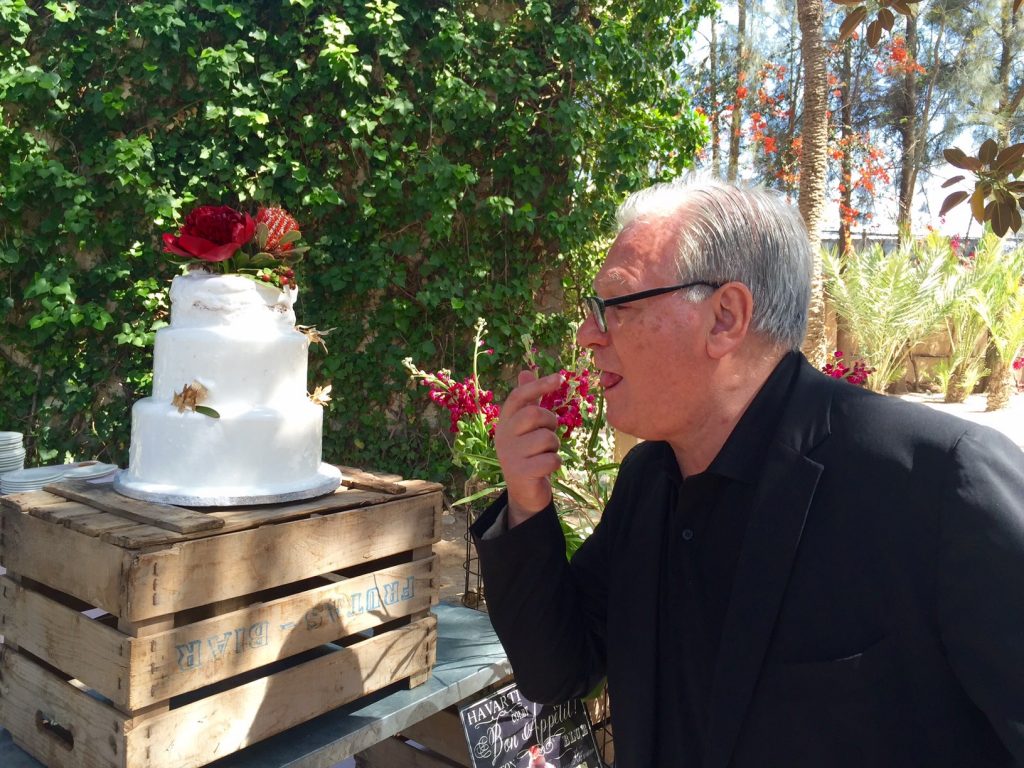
600 371 623 389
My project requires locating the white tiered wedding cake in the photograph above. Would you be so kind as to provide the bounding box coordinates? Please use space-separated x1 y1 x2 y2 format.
115 271 340 505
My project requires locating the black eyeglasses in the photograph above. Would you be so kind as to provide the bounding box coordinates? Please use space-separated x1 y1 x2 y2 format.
583 280 722 333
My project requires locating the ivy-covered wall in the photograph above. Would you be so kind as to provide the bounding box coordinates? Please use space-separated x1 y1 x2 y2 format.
0 0 712 480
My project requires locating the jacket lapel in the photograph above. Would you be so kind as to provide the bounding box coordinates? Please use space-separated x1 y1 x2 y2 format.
610 460 682 768
704 359 831 768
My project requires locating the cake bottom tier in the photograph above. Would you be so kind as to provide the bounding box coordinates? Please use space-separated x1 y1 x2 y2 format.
117 398 340 505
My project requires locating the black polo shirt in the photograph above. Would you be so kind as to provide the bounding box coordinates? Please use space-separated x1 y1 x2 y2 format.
654 351 801 766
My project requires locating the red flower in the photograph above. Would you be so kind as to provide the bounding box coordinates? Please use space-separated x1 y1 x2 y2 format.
736 86 749 99
256 206 300 253
163 205 255 263
822 350 873 385
424 373 501 435
538 369 596 440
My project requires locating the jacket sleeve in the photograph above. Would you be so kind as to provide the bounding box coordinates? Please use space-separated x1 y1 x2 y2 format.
936 425 1024 758
469 450 647 704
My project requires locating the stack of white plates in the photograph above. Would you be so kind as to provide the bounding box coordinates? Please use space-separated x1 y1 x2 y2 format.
0 466 65 495
0 431 25 477
64 461 119 481
0 461 121 495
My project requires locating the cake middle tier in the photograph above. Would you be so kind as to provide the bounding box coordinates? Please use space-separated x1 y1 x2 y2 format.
125 397 325 491
151 325 310 405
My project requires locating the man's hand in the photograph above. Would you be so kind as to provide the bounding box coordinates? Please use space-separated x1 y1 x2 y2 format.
494 370 564 527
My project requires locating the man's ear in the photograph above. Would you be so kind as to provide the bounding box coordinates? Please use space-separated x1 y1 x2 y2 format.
706 282 754 359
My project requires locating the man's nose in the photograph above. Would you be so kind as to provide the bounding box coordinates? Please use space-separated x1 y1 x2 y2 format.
576 312 606 349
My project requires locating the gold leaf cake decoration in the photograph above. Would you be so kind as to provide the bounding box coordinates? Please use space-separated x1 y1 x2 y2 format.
172 381 220 418
309 384 332 406
297 324 333 353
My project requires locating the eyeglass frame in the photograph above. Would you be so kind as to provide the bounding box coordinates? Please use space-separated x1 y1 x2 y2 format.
583 280 724 333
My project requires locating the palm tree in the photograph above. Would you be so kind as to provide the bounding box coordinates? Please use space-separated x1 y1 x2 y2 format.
823 243 951 392
798 0 830 367
973 244 1024 411
728 0 748 182
937 234 999 403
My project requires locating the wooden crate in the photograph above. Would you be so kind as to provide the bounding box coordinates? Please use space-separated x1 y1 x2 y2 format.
0 469 442 768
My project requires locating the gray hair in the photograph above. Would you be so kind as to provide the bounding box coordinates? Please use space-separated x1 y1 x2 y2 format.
615 178 813 350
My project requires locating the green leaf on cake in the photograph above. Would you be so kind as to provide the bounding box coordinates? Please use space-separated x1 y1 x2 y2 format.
256 222 270 251
277 229 302 247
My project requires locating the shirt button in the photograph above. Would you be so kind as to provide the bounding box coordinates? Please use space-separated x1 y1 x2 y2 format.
682 528 694 541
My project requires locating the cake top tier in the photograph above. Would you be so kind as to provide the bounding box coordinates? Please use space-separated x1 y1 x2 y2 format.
170 271 297 330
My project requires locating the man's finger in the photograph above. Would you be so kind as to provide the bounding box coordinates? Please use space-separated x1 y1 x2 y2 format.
514 426 562 459
502 371 563 416
503 405 559 437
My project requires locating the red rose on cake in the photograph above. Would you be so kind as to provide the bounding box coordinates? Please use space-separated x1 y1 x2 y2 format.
162 205 256 263
162 203 308 289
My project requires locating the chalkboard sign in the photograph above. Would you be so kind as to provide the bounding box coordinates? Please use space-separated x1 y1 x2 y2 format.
458 682 604 768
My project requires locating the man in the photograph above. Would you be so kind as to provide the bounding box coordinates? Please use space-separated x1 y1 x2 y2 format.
471 179 1024 767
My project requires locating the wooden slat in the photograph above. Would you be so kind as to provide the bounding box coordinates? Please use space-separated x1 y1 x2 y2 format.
65 510 147 539
194 479 443 532
341 465 404 482
0 490 69 513
338 465 407 495
99 487 434 549
26 500 102 527
0 646 125 768
121 492 442 622
43 480 224 534
200 488 394 529
5 480 444 549
26 502 149 542
0 576 130 713
0 506 128 616
100 522 203 548
125 556 437 709
125 615 438 768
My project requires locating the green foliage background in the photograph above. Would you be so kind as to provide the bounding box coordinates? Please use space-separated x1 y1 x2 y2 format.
0 0 712 479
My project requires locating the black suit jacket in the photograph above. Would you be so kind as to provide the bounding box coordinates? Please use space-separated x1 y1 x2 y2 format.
473 357 1024 767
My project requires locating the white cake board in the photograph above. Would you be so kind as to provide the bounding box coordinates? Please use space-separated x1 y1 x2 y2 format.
112 463 343 507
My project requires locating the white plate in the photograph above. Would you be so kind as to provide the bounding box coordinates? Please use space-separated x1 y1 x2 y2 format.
65 462 118 479
2 476 60 487
0 467 64 483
